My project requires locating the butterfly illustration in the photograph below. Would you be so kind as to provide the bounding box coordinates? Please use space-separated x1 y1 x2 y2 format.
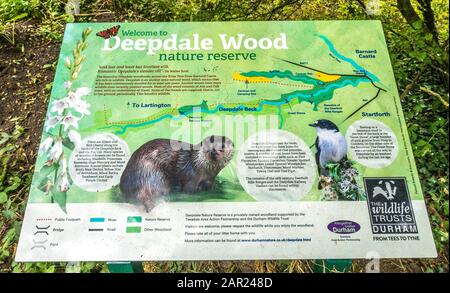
96 25 121 39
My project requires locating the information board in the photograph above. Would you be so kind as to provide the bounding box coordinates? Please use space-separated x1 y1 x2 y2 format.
16 21 437 261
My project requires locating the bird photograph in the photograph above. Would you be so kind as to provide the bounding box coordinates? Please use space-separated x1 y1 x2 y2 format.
309 119 366 201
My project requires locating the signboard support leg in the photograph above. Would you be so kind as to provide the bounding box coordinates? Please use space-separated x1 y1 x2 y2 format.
107 261 144 273
313 259 352 273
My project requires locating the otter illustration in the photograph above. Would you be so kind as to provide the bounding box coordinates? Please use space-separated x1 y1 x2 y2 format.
119 135 234 212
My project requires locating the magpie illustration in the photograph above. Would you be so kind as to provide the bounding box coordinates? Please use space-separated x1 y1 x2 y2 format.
309 119 365 201
309 119 347 177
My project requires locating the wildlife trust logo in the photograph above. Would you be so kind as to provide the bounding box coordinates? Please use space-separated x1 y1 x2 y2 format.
364 177 418 234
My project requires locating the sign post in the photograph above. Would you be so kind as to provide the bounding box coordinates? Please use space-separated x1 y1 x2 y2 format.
313 259 353 273
15 21 436 268
107 262 144 273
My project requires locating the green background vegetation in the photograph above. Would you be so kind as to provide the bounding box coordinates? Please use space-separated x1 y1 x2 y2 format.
0 0 448 273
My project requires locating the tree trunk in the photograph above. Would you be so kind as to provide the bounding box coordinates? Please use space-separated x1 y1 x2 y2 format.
397 0 423 28
417 0 440 43
397 0 448 89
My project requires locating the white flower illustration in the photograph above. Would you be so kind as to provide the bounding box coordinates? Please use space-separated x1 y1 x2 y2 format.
65 87 91 105
72 98 90 116
75 87 91 97
65 91 80 106
39 137 54 155
64 81 72 89
48 138 63 161
68 129 81 147
45 115 62 132
51 99 69 115
60 173 69 192
61 157 67 173
38 27 92 211
61 112 79 131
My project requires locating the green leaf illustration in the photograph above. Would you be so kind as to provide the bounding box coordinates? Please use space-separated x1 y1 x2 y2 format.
35 163 59 189
50 186 67 213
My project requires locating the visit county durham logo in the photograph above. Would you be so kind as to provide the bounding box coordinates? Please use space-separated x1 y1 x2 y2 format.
364 177 418 234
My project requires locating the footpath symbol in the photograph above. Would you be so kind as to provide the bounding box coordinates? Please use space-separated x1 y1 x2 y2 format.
364 177 418 234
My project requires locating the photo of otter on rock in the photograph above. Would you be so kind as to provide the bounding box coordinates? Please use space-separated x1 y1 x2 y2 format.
119 135 234 212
